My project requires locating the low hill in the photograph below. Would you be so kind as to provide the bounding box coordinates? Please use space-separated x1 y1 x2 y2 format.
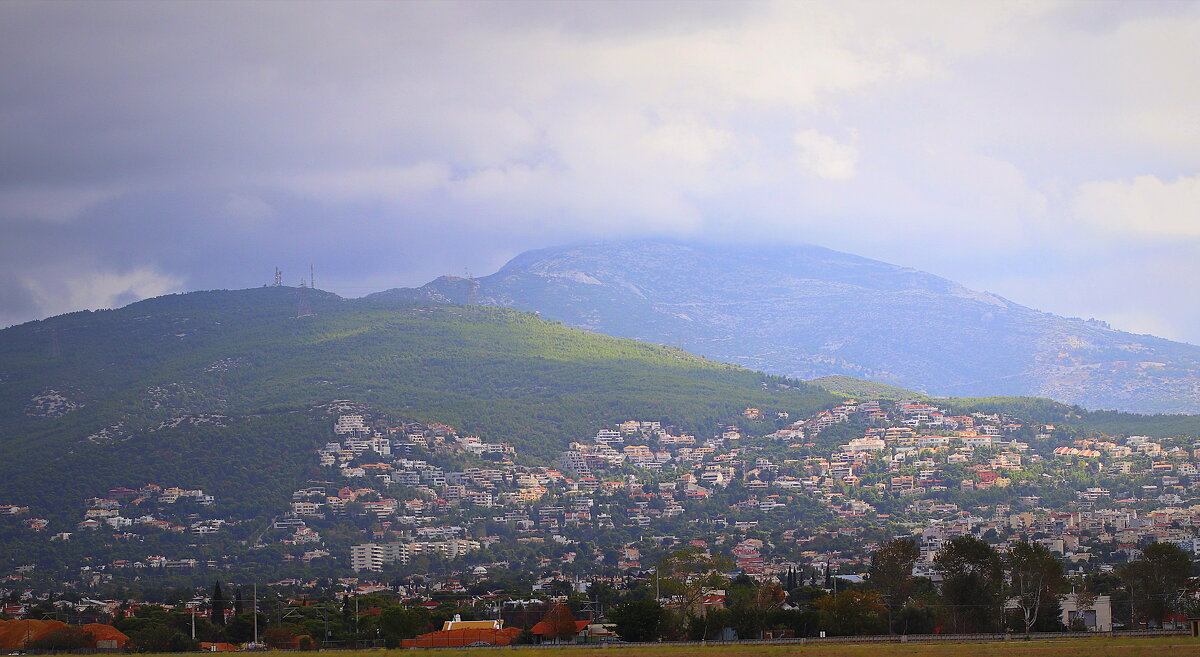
372 240 1200 414
0 287 838 517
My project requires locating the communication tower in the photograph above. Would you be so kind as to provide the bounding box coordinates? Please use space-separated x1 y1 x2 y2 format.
296 280 314 318
464 268 479 305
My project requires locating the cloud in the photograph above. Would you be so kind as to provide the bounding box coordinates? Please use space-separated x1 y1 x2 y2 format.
793 129 859 181
0 185 127 224
1075 174 1200 240
1 267 183 328
0 1 1199 344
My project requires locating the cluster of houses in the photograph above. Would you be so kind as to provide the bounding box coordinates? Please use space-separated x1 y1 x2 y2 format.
275 404 1200 587
71 484 219 536
6 394 1200 639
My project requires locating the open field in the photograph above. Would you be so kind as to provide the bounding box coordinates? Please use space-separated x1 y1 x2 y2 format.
148 636 1200 657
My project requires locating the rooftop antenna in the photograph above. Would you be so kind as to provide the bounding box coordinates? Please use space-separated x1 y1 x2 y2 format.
273 267 282 287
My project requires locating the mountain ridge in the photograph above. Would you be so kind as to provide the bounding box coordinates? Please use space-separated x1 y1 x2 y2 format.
371 240 1200 414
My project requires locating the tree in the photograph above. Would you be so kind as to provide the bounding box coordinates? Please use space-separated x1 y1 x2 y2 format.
263 627 297 649
25 627 92 651
210 582 226 627
379 605 430 641
1120 541 1193 627
815 590 886 636
656 547 732 615
540 603 578 643
1007 541 1066 634
723 578 786 640
608 597 663 642
224 612 265 643
934 535 1004 633
869 537 919 633
126 623 199 653
654 546 731 638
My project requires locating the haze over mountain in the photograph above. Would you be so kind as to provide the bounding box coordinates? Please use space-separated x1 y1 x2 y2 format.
373 241 1200 414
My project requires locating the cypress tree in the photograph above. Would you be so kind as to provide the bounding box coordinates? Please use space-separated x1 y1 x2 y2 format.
211 582 227 626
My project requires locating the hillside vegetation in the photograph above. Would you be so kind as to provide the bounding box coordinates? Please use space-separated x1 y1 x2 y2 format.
0 287 838 516
808 375 928 401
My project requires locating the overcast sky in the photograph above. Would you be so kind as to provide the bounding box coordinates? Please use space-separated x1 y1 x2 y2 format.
2 1 1199 343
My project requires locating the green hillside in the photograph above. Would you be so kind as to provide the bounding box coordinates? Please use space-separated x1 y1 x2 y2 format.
807 375 928 401
0 287 838 518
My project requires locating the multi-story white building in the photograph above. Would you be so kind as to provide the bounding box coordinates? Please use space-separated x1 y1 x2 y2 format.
334 415 368 436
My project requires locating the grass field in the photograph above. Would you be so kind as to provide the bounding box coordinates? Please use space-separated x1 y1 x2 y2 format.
162 636 1200 657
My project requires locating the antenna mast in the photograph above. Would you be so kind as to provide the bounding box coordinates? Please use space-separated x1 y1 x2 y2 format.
296 280 315 318
310 264 315 290
273 267 282 287
464 268 478 305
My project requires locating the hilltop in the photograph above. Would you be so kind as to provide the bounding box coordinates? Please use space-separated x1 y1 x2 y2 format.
373 240 1200 414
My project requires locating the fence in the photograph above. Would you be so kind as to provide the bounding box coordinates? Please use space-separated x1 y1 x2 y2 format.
402 628 1189 650
25 628 1186 654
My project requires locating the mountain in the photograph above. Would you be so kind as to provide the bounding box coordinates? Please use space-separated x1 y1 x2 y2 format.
0 287 838 517
372 240 1200 414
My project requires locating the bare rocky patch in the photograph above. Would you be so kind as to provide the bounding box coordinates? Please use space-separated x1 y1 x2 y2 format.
26 389 81 417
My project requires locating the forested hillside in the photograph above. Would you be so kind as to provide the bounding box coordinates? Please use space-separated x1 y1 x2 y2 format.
0 287 838 518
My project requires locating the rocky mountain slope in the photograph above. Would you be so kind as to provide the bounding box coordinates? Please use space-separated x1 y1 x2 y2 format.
373 241 1200 414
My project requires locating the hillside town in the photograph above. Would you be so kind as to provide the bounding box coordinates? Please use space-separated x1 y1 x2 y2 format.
4 396 1200 648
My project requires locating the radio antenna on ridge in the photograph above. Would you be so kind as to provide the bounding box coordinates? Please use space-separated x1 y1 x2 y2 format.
464 267 478 305
273 267 283 287
310 264 315 290
296 283 315 318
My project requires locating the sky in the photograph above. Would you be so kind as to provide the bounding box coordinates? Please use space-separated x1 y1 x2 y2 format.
2 1 1199 343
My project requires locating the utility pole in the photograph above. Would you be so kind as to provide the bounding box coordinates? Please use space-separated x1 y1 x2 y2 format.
253 584 258 647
